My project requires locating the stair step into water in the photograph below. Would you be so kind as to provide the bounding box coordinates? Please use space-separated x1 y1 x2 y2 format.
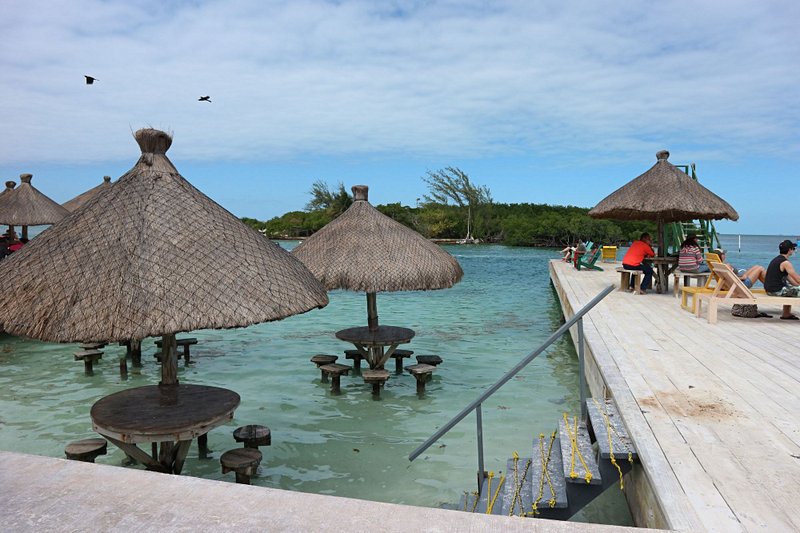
586 398 638 462
524 433 568 516
558 415 602 486
500 455 533 516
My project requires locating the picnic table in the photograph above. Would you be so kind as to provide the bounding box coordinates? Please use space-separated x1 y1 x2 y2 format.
90 384 240 474
649 256 678 294
335 325 415 370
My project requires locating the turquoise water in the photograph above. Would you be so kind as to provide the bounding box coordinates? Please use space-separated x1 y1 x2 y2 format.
0 243 631 523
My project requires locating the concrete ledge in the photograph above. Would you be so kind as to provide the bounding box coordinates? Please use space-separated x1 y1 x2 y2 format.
0 451 658 532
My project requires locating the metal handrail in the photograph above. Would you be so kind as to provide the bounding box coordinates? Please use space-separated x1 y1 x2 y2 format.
408 283 616 487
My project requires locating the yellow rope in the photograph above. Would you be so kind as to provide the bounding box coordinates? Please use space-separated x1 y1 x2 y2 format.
508 451 520 515
486 472 505 514
470 490 479 512
530 431 557 515
562 412 592 484
592 398 625 489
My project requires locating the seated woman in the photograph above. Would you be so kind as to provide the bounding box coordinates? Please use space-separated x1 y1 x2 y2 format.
712 248 765 289
560 244 575 262
678 234 709 273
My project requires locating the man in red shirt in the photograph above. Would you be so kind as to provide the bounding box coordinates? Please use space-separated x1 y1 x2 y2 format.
622 233 656 293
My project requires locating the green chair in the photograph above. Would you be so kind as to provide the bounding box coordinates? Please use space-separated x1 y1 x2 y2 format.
576 247 603 271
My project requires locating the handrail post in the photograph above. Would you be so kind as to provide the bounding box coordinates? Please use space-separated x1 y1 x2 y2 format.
476 403 485 489
578 317 587 419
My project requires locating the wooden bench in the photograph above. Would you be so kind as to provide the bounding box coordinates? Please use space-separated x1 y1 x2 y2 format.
154 337 198 364
615 267 643 294
320 363 351 394
405 363 435 394
415 355 443 366
310 354 338 382
233 425 271 449
64 438 107 463
344 349 364 371
74 349 103 375
362 369 390 396
672 271 709 298
220 448 262 484
389 349 414 373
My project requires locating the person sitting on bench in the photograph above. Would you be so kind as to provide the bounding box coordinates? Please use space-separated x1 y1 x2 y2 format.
622 233 655 293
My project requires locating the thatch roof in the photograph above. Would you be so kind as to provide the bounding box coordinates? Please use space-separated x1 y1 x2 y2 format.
0 174 70 226
292 185 463 292
588 150 739 222
63 175 113 212
0 181 16 197
0 128 328 343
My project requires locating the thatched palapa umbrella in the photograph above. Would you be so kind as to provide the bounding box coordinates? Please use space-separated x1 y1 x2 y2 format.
293 185 463 366
63 175 113 212
588 150 738 256
0 180 16 197
0 173 70 239
0 128 329 385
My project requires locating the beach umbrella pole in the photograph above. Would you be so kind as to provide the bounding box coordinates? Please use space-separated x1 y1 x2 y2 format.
160 333 179 385
366 292 379 331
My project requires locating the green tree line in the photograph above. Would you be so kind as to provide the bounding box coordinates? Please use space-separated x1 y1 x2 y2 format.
240 170 655 247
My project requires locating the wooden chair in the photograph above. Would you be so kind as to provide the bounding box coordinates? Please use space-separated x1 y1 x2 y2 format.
696 262 796 323
601 246 617 263
576 247 603 271
680 254 764 313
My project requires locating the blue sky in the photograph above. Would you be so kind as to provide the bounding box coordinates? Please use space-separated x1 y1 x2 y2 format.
1 0 797 234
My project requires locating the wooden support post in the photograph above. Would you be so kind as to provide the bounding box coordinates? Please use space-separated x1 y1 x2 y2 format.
119 357 128 379
160 333 178 385
131 339 142 368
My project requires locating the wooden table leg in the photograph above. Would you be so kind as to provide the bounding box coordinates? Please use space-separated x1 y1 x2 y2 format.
172 440 192 474
104 436 165 471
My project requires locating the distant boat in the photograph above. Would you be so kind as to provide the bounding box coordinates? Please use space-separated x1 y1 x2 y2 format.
456 206 480 244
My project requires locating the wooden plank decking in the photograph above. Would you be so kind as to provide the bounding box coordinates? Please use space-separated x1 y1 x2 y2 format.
550 259 800 533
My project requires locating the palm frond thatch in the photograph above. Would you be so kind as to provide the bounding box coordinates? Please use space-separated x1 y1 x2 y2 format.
0 128 328 343
292 185 463 292
588 150 738 222
0 174 70 226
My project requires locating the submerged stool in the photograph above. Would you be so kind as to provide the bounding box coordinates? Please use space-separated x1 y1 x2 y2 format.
344 349 364 371
233 425 272 449
405 363 435 394
74 349 103 375
220 448 262 485
154 337 198 364
389 349 414 373
320 363 351 394
415 355 443 367
65 438 107 463
79 342 106 350
310 354 338 382
362 369 390 397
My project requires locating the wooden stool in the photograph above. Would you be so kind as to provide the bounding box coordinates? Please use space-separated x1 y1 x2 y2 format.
320 363 351 394
344 349 364 371
79 342 106 350
74 349 103 375
389 349 414 373
155 337 198 364
65 438 107 463
672 271 709 298
415 355 443 366
310 354 338 382
615 267 643 294
405 363 435 394
362 369 390 396
220 448 262 484
233 425 272 449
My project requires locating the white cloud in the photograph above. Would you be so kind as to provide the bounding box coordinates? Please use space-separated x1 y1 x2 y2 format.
0 0 797 168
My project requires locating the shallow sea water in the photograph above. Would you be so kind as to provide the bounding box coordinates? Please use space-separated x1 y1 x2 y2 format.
0 243 631 525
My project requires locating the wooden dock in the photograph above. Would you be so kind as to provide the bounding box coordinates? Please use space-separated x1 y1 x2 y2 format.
550 259 800 532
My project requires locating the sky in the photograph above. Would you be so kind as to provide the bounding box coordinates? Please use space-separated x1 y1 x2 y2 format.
0 0 797 235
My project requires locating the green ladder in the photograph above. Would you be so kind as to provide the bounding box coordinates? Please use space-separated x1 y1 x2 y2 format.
665 164 721 255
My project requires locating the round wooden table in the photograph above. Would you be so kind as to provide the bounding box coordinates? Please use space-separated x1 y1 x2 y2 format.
335 325 415 370
91 384 240 474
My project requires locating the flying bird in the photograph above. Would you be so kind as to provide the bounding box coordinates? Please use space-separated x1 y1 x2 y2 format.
198 95 211 102
85 75 98 85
